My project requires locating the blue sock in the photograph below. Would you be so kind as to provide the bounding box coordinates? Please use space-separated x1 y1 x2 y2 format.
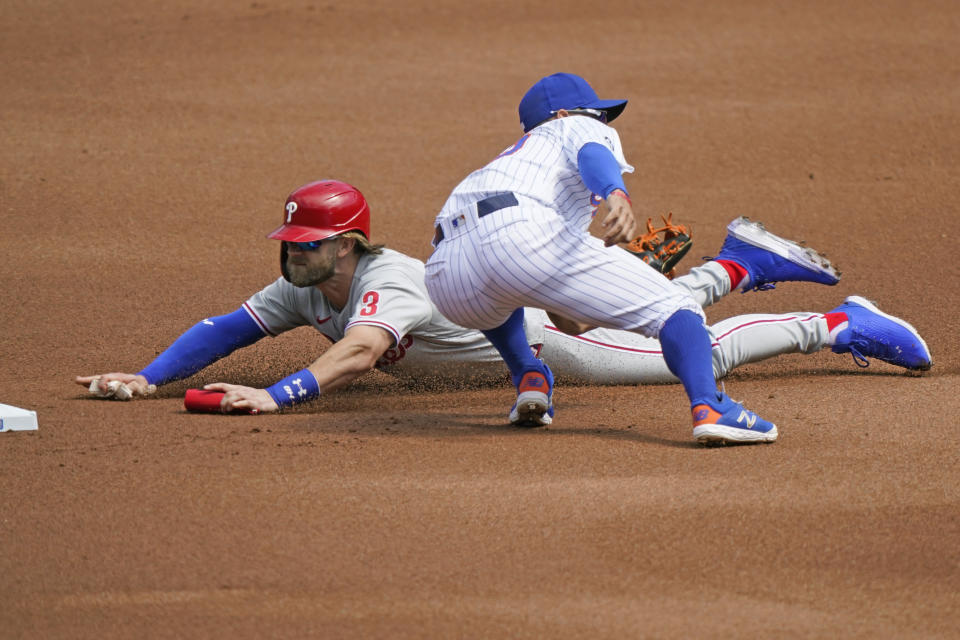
481 308 545 388
659 309 721 407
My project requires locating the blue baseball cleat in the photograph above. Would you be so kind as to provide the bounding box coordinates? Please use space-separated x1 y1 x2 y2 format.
691 393 778 445
714 217 841 292
829 296 932 370
509 363 554 426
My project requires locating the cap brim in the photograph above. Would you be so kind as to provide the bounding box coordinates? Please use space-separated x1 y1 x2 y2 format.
267 224 344 242
583 99 627 123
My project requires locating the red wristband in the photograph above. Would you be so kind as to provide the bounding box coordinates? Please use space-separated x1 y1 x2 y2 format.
608 189 631 204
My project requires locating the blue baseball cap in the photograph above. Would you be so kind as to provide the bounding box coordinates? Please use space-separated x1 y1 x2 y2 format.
518 73 628 132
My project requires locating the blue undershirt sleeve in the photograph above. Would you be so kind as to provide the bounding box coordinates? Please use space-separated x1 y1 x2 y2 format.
577 142 628 199
137 307 268 386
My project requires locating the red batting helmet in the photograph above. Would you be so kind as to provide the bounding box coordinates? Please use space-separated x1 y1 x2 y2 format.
268 180 371 242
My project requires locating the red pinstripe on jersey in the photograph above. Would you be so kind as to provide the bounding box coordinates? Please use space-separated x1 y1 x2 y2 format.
345 319 401 346
242 302 277 337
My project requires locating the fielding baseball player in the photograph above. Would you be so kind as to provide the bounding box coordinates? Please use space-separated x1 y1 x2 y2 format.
423 72 930 443
77 180 931 428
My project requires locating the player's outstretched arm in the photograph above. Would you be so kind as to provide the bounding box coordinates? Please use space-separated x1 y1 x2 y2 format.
305 325 395 393
202 325 395 414
76 307 267 401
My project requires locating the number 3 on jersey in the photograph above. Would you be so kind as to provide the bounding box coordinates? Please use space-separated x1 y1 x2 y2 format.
360 291 379 316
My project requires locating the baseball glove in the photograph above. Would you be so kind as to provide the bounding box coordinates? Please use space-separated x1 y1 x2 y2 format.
625 212 693 279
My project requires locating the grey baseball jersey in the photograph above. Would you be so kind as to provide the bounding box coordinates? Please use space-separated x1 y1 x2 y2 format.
242 249 831 385
424 114 703 334
243 249 513 379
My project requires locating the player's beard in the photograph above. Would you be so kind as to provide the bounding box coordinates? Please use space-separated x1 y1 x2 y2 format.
286 258 335 288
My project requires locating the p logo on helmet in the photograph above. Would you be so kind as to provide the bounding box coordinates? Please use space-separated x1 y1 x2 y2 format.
270 180 370 242
269 180 371 281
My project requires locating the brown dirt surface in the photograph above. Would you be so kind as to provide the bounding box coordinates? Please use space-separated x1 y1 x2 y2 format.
3 0 959 637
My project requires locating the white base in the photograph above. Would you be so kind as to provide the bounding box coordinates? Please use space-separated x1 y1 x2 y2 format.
0 403 38 432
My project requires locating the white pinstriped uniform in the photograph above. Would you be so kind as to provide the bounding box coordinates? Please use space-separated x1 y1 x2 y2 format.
241 250 832 386
424 114 702 334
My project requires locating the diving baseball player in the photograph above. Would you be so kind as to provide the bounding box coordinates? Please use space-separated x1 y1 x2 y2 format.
77 180 931 422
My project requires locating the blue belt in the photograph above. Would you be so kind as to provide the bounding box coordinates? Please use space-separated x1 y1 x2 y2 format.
433 192 519 244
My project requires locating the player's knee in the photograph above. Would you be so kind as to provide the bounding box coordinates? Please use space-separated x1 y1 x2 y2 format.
666 291 705 320
654 299 707 338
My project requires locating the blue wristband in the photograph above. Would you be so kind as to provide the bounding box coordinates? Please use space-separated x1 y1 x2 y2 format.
265 369 321 408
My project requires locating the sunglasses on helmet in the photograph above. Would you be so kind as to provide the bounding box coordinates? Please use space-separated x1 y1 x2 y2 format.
285 239 326 251
551 108 608 123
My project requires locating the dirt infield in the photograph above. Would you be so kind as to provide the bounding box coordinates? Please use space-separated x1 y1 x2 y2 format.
2 0 959 637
